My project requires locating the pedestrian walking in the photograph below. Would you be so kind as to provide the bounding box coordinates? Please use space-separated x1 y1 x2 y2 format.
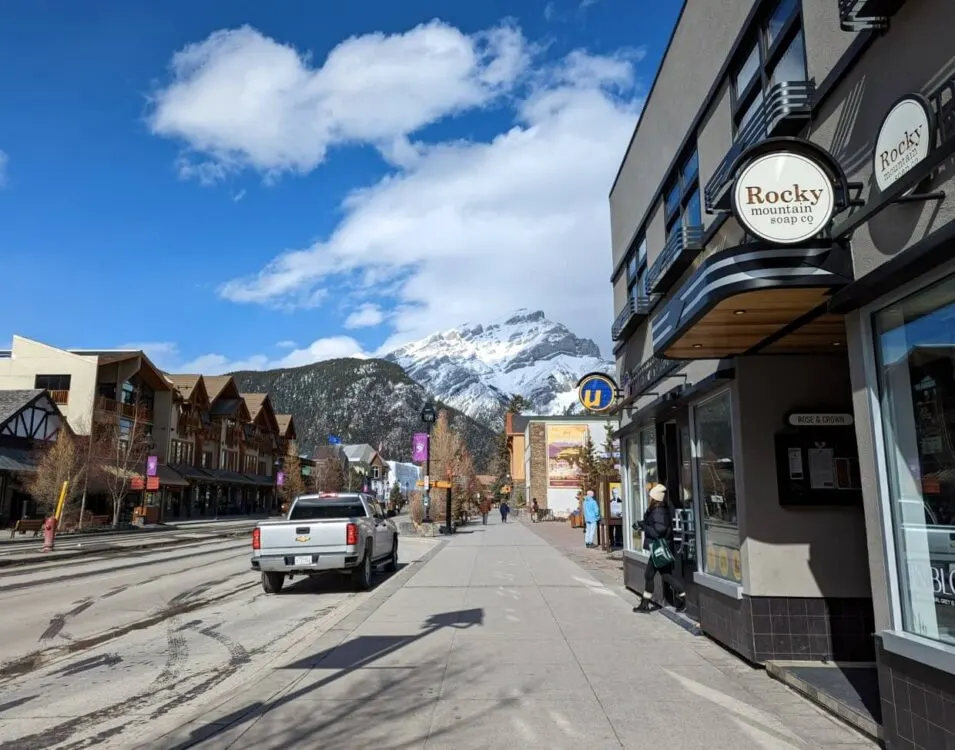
633 484 686 613
582 490 600 548
42 513 57 552
499 500 510 523
531 498 540 523
479 497 491 525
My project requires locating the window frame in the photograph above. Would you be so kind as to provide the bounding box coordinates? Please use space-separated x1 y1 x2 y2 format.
34 374 72 391
663 149 701 238
690 386 743 586
859 259 955 667
625 237 649 305
730 0 804 133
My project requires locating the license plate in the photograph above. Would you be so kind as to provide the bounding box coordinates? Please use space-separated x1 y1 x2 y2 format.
294 555 313 566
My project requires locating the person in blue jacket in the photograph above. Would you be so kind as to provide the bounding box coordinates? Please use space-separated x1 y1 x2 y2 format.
582 490 600 548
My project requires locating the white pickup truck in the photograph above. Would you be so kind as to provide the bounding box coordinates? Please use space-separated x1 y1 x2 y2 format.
251 492 398 594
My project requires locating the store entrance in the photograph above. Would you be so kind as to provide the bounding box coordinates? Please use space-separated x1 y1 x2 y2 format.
660 416 699 608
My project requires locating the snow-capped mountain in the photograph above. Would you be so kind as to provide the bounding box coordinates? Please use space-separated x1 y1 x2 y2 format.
385 309 614 426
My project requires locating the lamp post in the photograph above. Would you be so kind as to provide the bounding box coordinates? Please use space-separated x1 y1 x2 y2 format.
420 402 436 523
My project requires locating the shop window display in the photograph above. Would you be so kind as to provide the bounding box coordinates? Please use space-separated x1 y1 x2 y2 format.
875 274 955 646
694 390 742 582
626 427 657 551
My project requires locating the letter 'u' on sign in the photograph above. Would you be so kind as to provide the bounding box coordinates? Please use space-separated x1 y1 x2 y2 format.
577 372 618 413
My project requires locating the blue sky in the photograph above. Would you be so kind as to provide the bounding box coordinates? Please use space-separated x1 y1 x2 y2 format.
0 0 682 373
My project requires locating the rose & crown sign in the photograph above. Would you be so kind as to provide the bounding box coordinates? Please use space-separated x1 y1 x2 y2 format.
732 151 836 245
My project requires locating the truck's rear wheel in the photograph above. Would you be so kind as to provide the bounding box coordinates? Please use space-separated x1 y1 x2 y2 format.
384 537 398 573
352 550 372 591
262 571 285 594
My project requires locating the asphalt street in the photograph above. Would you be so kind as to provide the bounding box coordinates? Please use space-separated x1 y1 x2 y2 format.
0 532 440 749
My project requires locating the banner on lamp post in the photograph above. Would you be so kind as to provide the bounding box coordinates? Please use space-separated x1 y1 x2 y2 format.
276 472 285 487
412 433 429 463
146 455 158 477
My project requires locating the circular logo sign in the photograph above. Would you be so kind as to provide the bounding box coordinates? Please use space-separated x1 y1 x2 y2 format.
577 372 617 413
874 96 933 193
732 152 835 244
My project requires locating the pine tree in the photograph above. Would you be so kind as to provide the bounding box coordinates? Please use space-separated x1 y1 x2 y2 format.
389 481 403 508
577 431 602 495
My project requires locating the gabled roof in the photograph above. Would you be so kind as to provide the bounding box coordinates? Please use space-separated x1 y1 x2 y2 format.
204 375 238 403
68 349 171 391
276 414 296 439
343 444 377 465
167 374 202 400
242 393 280 434
0 389 45 427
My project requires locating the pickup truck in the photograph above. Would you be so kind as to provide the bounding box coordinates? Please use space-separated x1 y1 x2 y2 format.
251 492 398 594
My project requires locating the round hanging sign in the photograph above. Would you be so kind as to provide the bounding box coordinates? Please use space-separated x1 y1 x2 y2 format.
576 372 618 413
732 151 835 245
873 96 933 193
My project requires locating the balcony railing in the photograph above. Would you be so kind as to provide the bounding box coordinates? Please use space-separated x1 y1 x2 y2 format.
612 294 654 342
704 80 815 213
838 0 905 30
646 225 705 296
95 395 153 423
48 389 70 405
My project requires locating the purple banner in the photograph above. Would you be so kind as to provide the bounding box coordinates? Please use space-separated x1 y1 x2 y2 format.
412 433 429 463
146 455 158 477
276 472 285 487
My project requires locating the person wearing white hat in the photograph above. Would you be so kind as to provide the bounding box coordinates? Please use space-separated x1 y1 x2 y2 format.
633 483 686 613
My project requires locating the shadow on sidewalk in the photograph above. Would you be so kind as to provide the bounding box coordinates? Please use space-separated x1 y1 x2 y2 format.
278 564 409 595
162 608 515 749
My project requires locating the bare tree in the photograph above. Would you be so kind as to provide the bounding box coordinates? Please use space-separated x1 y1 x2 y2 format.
280 442 307 506
91 406 153 528
310 456 345 493
22 429 86 519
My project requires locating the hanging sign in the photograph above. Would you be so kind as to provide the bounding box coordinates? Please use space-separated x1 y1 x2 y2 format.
576 372 618 413
732 151 835 244
873 95 934 192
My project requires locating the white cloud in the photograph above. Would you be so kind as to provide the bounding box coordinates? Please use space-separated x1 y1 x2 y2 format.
148 21 530 182
344 303 385 329
0 150 8 187
275 339 297 349
125 337 368 375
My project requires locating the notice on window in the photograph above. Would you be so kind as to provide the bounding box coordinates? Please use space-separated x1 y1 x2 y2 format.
788 447 804 480
808 447 835 489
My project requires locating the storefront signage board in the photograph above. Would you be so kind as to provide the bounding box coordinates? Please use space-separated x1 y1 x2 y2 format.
732 151 836 245
788 413 854 427
873 96 934 193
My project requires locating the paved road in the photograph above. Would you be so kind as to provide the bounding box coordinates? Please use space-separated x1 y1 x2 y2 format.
0 534 440 749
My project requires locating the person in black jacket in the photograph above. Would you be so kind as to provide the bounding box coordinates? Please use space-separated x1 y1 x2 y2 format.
633 484 686 613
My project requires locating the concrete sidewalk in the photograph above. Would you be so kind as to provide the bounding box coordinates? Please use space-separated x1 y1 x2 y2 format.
139 518 875 750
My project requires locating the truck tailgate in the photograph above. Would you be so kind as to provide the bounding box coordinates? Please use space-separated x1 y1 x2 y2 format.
258 519 352 556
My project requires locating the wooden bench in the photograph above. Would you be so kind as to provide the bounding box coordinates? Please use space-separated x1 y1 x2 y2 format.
9 519 43 538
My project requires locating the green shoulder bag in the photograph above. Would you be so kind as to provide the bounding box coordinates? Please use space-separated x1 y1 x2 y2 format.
649 538 675 568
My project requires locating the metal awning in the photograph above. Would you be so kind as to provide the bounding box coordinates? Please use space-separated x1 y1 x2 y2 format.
242 473 275 487
0 446 37 473
157 465 189 488
169 464 214 482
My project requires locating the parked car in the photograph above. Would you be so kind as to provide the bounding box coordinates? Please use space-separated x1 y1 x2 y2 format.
251 492 398 594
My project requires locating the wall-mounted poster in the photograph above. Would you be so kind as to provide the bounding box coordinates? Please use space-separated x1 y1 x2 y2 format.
547 424 589 488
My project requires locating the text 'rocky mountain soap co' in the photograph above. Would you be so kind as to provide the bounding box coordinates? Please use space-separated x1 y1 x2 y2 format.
732 151 835 245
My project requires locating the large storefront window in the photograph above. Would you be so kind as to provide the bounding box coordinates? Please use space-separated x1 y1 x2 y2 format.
626 427 657 551
874 275 955 647
694 390 742 582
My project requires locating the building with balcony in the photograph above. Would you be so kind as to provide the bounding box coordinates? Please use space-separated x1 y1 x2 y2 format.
342 444 390 497
608 0 953 744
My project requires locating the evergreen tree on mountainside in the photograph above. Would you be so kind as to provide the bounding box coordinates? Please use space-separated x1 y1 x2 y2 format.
504 394 531 414
229 358 496 470
578 432 602 495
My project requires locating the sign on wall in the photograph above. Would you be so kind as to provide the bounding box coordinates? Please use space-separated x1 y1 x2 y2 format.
788 413 854 427
546 423 589 488
732 151 836 244
873 95 934 193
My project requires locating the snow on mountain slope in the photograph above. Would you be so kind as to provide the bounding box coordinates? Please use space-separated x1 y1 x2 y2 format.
384 309 614 425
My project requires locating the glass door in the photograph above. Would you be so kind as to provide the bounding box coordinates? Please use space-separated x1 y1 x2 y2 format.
663 418 699 583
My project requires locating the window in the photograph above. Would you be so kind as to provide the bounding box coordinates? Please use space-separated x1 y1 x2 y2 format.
625 237 649 305
693 390 741 582
664 150 702 238
34 374 71 391
874 273 955 647
731 0 805 132
626 427 658 552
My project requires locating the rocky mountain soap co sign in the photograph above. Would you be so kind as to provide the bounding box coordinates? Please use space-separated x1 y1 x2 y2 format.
732 151 835 245
873 96 933 192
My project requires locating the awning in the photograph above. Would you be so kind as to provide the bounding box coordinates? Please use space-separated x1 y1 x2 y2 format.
649 242 852 359
157 465 189 488
170 464 214 482
242 473 275 487
0 446 38 473
205 469 254 485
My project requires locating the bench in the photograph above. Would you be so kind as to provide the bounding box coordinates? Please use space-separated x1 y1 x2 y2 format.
532 508 555 522
9 519 44 538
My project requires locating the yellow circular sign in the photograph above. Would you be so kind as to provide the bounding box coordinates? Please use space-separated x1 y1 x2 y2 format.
577 372 618 413
732 549 742 582
719 547 729 577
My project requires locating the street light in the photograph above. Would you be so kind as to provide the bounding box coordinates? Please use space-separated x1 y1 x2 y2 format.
421 402 436 523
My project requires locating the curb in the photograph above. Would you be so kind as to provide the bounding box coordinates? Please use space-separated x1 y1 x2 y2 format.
0 528 254 570
134 537 449 750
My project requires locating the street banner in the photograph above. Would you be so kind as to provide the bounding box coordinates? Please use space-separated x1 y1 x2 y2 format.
412 433 429 463
146 455 158 477
328 435 341 445
276 472 285 487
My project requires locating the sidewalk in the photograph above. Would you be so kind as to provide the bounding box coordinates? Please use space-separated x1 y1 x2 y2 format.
140 518 876 750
